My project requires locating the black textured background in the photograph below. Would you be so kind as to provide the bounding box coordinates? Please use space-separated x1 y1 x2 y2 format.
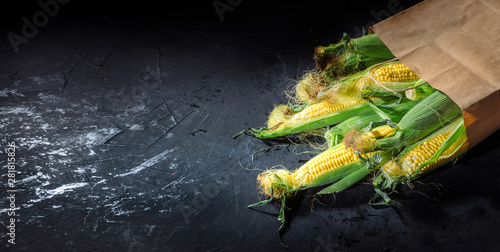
0 0 499 251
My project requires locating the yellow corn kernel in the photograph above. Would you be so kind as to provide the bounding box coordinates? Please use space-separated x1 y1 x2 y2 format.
383 129 469 177
292 145 370 185
286 99 365 125
371 63 419 82
362 125 396 141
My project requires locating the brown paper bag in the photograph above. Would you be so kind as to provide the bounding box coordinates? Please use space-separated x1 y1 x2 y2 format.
372 0 500 148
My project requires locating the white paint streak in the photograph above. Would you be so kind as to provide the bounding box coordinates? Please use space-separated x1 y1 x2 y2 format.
114 148 176 177
19 175 38 184
95 179 107 184
129 124 145 131
30 182 88 203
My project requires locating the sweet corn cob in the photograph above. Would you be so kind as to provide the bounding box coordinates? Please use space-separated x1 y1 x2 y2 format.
252 97 373 139
333 61 421 104
285 99 365 126
371 63 419 83
256 125 395 200
255 96 374 139
382 125 469 178
365 125 396 139
306 125 394 180
293 145 369 185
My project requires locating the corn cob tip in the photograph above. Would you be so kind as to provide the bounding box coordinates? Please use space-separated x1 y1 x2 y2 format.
331 76 370 104
342 125 396 153
292 71 328 103
381 160 407 178
342 129 375 153
257 169 295 199
266 105 293 130
314 46 333 71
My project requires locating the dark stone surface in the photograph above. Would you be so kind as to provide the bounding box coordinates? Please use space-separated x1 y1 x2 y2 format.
0 0 499 251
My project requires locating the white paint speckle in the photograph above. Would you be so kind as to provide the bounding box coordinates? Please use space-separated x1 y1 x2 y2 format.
95 179 107 184
40 123 51 132
47 149 69 156
0 106 34 116
0 88 25 97
129 124 145 131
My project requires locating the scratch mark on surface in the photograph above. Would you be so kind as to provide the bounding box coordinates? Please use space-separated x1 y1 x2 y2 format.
10 70 18 80
160 96 177 124
64 154 135 166
277 52 287 73
151 114 174 132
103 45 117 60
162 174 190 190
155 43 163 83
94 40 121 75
194 112 210 130
102 127 127 145
104 107 167 144
114 148 176 177
60 63 76 94
30 182 89 203
142 110 195 154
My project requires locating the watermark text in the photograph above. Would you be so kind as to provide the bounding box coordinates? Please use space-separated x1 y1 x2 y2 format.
353 0 405 37
7 0 70 53
5 141 17 245
212 0 243 22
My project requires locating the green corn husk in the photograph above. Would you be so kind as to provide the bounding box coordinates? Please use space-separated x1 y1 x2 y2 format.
405 82 437 101
321 54 391 82
315 33 395 79
324 109 383 147
324 97 422 147
348 91 462 152
370 118 468 206
318 33 395 59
